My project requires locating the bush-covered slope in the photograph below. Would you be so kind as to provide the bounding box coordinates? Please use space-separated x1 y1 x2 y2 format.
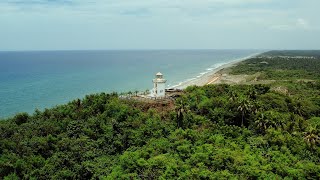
1 83 320 179
1 51 320 179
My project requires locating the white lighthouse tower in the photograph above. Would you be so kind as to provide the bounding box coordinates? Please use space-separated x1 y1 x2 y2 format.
152 72 167 98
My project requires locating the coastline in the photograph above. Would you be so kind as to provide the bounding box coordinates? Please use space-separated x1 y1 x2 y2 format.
172 53 261 89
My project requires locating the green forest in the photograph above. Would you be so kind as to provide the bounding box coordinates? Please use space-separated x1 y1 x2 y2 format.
1 51 320 179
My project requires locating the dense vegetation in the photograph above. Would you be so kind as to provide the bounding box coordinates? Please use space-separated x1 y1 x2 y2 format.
1 51 320 179
231 51 320 80
262 50 320 57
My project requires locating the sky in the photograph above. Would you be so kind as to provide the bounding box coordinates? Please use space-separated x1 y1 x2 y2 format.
0 0 319 50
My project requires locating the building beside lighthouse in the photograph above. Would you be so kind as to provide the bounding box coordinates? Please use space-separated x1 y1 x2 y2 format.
152 72 167 98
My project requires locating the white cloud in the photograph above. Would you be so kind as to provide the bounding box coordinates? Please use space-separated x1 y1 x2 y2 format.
0 0 319 50
269 24 292 31
296 18 310 29
270 18 312 31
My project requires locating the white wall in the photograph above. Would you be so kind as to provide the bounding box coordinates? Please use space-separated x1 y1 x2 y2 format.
153 82 166 98
157 82 166 97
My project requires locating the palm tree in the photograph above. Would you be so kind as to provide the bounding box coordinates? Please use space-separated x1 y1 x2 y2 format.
304 128 320 150
175 99 190 129
255 113 268 133
255 112 277 133
134 90 139 96
237 97 253 127
293 101 303 117
228 91 238 102
72 98 82 110
247 87 258 100
288 98 304 117
128 91 133 98
119 92 125 98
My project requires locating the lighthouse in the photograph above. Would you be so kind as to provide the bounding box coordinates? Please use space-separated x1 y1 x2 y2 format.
152 72 167 98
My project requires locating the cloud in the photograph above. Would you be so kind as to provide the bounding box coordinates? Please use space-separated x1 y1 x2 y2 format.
1 0 319 50
120 8 151 17
270 18 312 31
0 0 76 15
0 1 309 27
269 24 292 31
3 0 74 7
296 18 310 29
0 0 279 14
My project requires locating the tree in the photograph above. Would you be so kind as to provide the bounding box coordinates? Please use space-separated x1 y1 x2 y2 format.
145 89 150 95
293 100 303 117
14 113 29 125
228 91 238 103
254 111 280 133
304 128 320 150
134 90 139 97
119 92 125 97
175 99 190 129
247 87 258 100
237 97 254 127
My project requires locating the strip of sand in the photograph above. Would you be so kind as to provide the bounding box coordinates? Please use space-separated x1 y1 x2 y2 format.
173 53 261 89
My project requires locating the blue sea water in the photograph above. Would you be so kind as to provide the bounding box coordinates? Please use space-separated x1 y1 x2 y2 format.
0 50 262 118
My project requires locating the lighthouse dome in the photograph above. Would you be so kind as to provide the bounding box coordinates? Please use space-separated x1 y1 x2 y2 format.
155 72 163 79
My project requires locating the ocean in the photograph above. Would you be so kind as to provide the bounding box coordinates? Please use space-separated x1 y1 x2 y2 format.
0 49 262 118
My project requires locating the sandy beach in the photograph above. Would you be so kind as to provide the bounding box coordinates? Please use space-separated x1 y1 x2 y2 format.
174 53 260 89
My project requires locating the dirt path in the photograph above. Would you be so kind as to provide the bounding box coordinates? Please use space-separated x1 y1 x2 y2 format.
206 76 221 85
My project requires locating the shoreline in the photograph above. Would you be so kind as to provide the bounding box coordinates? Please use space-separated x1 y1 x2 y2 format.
172 53 261 89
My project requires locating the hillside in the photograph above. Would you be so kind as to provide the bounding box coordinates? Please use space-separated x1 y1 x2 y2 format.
1 50 320 179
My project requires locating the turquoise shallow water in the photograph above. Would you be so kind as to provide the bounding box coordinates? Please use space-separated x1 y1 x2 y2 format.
0 50 261 118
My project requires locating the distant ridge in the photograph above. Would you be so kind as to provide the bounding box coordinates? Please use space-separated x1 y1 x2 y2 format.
262 50 320 57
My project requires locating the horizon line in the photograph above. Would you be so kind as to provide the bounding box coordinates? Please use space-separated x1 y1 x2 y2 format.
0 48 281 52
